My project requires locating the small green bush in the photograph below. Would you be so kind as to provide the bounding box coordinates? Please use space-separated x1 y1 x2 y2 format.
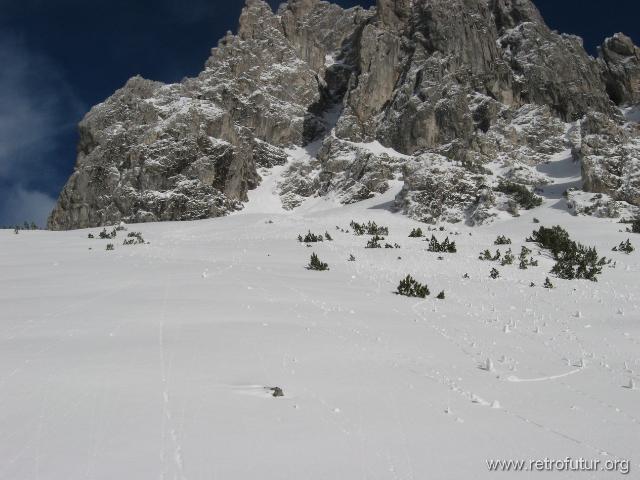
427 235 457 253
495 182 543 210
298 231 324 243
99 228 117 240
528 226 608 281
501 249 515 266
490 268 500 279
307 253 329 271
396 275 430 298
494 235 512 245
350 221 389 236
479 249 501 261
366 235 384 249
613 239 634 254
123 232 145 245
409 228 424 238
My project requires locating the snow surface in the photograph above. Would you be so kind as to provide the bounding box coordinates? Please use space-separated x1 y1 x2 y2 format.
1 165 639 478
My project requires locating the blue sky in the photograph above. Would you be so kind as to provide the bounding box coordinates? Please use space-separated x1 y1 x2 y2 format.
0 0 638 227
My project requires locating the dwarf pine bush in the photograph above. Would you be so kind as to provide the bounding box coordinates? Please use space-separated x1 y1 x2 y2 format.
366 235 384 249
479 249 501 261
298 231 324 243
613 239 634 254
396 275 430 298
529 226 608 281
427 235 457 253
490 268 500 279
99 228 117 240
350 221 389 236
307 253 329 271
123 232 145 245
494 235 512 245
409 228 424 238
501 248 515 266
495 182 543 210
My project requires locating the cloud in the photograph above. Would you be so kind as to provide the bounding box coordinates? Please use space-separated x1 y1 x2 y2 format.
0 32 85 226
0 185 55 228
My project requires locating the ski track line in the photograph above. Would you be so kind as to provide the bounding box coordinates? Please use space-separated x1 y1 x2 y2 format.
506 368 583 383
158 273 187 480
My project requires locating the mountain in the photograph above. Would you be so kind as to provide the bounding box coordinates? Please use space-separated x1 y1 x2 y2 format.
47 0 640 230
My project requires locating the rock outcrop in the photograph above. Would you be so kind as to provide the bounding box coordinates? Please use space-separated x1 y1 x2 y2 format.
599 33 640 106
49 0 640 229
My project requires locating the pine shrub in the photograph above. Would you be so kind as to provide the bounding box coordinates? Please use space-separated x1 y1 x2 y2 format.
529 226 608 281
350 221 389 236
298 231 324 243
543 277 554 289
613 239 634 254
490 268 500 279
99 228 117 240
501 249 515 266
123 232 145 245
307 253 329 271
366 235 384 249
396 275 430 298
106 244 115 251
427 235 457 253
479 249 492 261
436 291 445 300
494 235 512 245
495 182 543 210
324 231 333 241
409 228 424 238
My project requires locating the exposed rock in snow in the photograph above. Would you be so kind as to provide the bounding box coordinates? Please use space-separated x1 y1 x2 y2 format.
574 112 640 207
599 33 640 106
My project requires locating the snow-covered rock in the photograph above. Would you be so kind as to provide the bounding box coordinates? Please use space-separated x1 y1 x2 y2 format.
49 0 640 230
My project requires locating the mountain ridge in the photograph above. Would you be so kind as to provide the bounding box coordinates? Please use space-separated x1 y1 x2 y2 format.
48 0 640 230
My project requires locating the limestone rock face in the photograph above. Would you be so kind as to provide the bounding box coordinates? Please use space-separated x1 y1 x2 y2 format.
574 112 640 206
49 0 640 229
49 0 372 230
599 33 640 106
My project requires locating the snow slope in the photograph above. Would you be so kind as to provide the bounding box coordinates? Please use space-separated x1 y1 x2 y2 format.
1 169 639 478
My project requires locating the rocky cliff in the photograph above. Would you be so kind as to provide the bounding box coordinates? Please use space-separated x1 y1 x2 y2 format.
48 0 640 230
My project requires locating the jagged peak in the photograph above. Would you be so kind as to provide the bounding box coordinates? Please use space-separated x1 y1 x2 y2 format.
238 0 279 40
488 0 545 32
600 32 639 57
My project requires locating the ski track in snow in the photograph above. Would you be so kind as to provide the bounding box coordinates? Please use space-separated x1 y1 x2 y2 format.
1 149 639 478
